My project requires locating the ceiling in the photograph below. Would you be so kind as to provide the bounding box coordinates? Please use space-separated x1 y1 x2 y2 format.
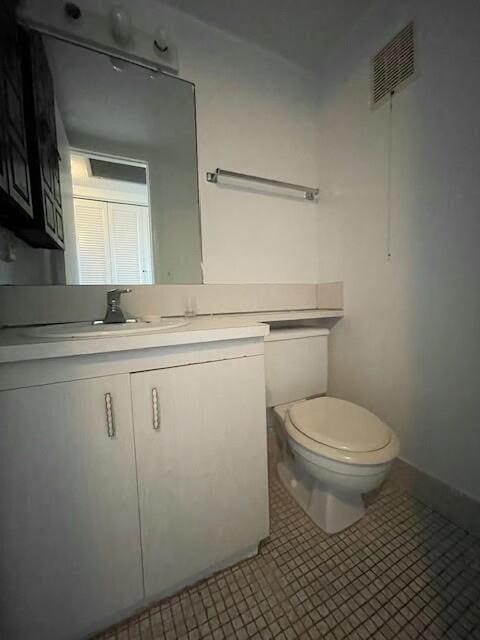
161 0 376 72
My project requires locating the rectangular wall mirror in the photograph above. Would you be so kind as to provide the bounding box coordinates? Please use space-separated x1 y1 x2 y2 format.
0 28 203 285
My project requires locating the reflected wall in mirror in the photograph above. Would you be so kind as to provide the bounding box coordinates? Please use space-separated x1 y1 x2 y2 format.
0 30 203 285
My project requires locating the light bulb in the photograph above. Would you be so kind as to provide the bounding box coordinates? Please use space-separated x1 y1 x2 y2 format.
110 5 133 46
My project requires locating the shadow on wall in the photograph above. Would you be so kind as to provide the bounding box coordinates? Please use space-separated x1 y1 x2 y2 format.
318 0 480 502
392 1 480 501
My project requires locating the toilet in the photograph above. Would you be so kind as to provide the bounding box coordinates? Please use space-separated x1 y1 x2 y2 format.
264 327 399 534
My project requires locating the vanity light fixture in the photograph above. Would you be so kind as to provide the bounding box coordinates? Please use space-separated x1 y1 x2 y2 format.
21 4 179 74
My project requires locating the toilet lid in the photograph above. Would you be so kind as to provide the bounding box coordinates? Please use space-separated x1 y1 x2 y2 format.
288 397 391 453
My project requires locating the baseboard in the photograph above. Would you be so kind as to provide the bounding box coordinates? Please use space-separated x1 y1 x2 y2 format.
389 458 480 538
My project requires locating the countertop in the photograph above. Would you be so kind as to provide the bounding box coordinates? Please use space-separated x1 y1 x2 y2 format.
216 309 343 323
0 308 343 365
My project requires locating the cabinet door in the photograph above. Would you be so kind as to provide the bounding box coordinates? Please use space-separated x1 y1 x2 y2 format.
0 2 33 219
0 86 8 196
0 375 144 640
0 2 8 195
20 29 64 248
131 356 270 599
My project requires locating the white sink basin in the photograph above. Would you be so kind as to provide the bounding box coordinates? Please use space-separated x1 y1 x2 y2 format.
24 318 189 339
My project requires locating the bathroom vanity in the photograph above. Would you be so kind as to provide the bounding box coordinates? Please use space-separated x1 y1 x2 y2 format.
0 318 270 640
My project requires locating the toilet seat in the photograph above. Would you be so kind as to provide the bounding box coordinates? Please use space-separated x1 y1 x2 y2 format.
282 397 399 466
289 397 391 453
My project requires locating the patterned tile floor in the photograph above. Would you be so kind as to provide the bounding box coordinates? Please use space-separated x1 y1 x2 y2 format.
95 435 480 640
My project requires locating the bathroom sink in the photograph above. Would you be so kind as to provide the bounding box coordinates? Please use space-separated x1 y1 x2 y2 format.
24 318 189 339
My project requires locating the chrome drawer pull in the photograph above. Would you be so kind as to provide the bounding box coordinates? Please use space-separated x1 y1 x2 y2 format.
152 388 160 431
104 392 116 438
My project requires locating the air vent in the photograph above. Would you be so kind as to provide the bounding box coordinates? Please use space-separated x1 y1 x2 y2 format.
371 21 415 107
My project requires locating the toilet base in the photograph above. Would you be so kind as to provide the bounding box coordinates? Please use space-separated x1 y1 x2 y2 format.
277 460 365 534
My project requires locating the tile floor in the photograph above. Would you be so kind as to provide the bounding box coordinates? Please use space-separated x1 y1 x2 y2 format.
95 436 480 640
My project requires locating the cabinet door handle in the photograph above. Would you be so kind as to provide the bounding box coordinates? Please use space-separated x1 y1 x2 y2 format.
152 388 160 431
105 392 116 438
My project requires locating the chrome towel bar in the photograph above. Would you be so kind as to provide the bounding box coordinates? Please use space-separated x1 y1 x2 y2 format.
206 168 319 201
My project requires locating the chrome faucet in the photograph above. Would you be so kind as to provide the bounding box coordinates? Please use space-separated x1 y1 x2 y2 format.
97 288 137 324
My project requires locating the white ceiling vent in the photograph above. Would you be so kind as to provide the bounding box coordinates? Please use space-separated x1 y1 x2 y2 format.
371 21 415 107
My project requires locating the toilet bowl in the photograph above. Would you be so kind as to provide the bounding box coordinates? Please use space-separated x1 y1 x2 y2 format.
264 326 399 534
273 397 399 534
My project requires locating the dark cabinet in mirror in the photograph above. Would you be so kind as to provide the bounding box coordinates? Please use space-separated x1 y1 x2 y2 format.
0 1 34 228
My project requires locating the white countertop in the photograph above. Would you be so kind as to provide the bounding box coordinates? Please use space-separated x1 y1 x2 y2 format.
217 309 343 323
0 309 343 365
0 316 270 364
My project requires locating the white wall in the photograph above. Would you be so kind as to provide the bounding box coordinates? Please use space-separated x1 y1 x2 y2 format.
0 226 63 284
21 0 322 284
129 0 322 283
317 0 480 500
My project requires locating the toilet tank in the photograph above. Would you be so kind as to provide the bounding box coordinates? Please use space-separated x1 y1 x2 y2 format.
264 327 329 407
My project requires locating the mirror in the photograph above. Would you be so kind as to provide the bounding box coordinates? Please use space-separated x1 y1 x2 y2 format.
1 34 203 285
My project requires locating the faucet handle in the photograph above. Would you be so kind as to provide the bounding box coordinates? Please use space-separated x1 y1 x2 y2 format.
107 288 132 305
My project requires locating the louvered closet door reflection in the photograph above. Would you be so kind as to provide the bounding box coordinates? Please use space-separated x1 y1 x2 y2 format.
74 198 152 285
108 202 151 284
73 198 112 284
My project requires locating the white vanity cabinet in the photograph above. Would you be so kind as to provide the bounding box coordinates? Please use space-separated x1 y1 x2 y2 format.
131 355 269 598
0 331 269 640
0 374 144 640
